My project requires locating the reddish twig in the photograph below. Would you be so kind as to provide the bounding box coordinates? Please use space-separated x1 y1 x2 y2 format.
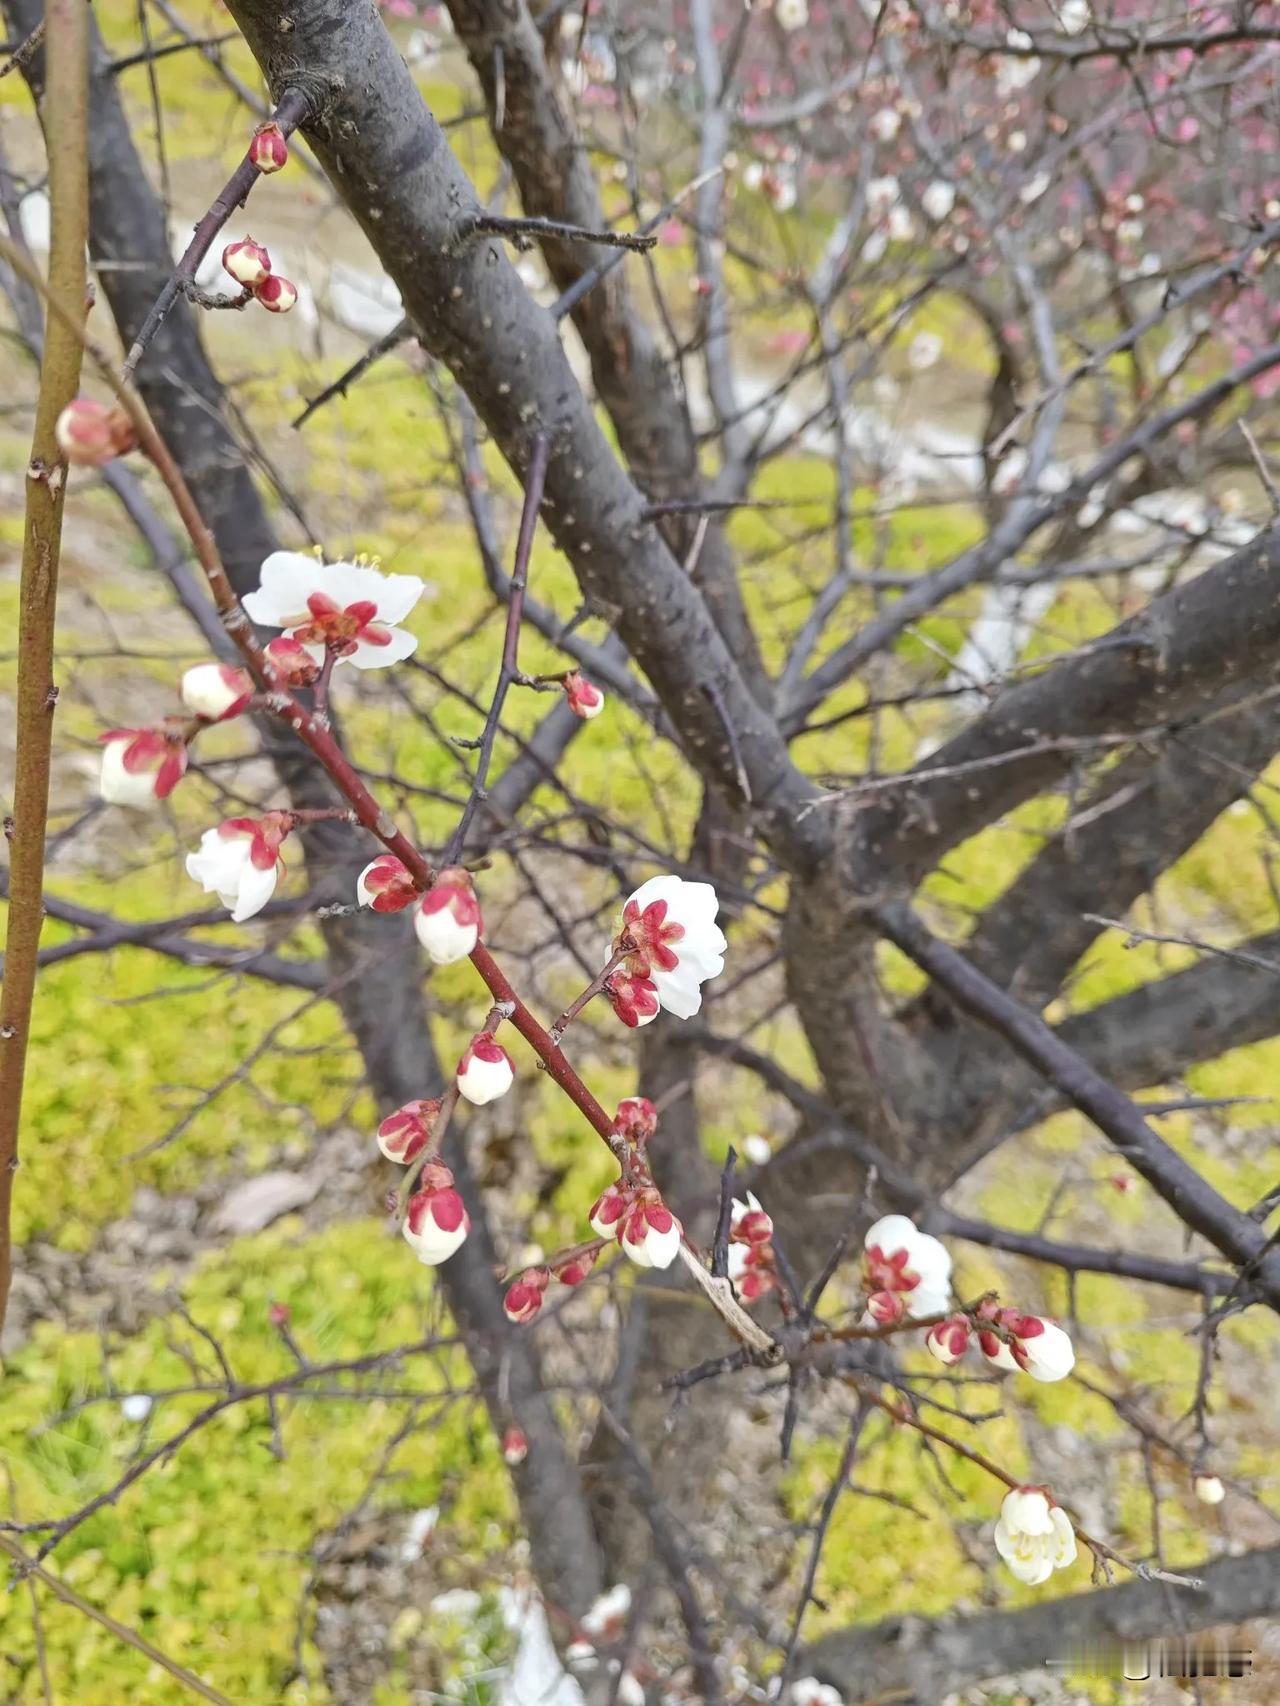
120 84 312 381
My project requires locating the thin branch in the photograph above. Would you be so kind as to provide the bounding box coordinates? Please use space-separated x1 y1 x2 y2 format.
120 84 312 381
0 0 88 1339
0 1533 232 1704
441 433 549 866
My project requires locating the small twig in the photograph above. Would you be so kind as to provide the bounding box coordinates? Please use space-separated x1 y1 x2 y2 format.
0 1533 232 1703
549 947 625 1043
711 1148 738 1280
121 85 312 381
456 210 657 254
0 15 44 80
292 317 414 429
441 433 550 866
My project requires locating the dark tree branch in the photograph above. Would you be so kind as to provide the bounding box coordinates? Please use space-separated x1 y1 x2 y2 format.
800 1542 1280 1703
876 903 1280 1307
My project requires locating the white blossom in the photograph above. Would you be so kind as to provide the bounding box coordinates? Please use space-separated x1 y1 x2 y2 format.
615 875 727 1020
185 821 283 922
921 179 956 222
242 551 425 670
993 1487 1077 1585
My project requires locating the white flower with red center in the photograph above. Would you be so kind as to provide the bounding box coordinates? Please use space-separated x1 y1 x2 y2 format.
503 1267 550 1323
263 634 321 687
605 968 660 1028
185 812 291 922
414 867 482 964
563 671 604 720
248 121 288 173
255 274 298 314
862 1214 952 1320
977 1308 1075 1382
619 1197 681 1269
376 1098 441 1165
222 236 271 287
613 875 727 1020
402 1163 470 1265
730 1191 773 1246
56 398 137 466
99 727 188 807
926 1316 972 1366
791 1681 842 1706
242 551 425 670
993 1487 1077 1586
501 1426 529 1465
358 854 419 913
180 663 254 722
456 1035 514 1105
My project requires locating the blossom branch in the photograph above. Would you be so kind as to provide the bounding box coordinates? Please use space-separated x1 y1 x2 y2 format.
120 85 312 381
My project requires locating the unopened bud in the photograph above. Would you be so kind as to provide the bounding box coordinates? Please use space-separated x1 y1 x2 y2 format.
222 236 272 287
255 274 299 315
501 1425 529 1465
563 671 604 720
248 122 289 174
56 398 137 467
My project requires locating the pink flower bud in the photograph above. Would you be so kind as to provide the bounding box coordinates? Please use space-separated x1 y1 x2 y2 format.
358 854 419 913
926 1316 972 1365
502 1425 529 1465
588 1182 629 1241
729 1191 773 1246
403 1172 470 1265
504 1268 550 1324
977 1305 1023 1371
553 1245 601 1287
179 663 254 722
376 1098 442 1165
248 121 289 174
221 236 272 287
267 1302 290 1327
264 634 321 687
864 1289 907 1327
606 969 659 1028
415 867 482 964
619 1198 681 1269
563 670 604 720
456 1035 514 1105
56 398 137 467
613 1097 657 1144
255 274 298 314
99 727 188 807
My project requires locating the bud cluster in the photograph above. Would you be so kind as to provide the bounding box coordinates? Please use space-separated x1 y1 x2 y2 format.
727 1190 779 1304
221 236 299 316
503 1243 603 1325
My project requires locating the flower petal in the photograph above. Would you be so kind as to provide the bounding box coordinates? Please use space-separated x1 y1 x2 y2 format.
242 551 326 627
230 858 279 922
345 626 419 669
